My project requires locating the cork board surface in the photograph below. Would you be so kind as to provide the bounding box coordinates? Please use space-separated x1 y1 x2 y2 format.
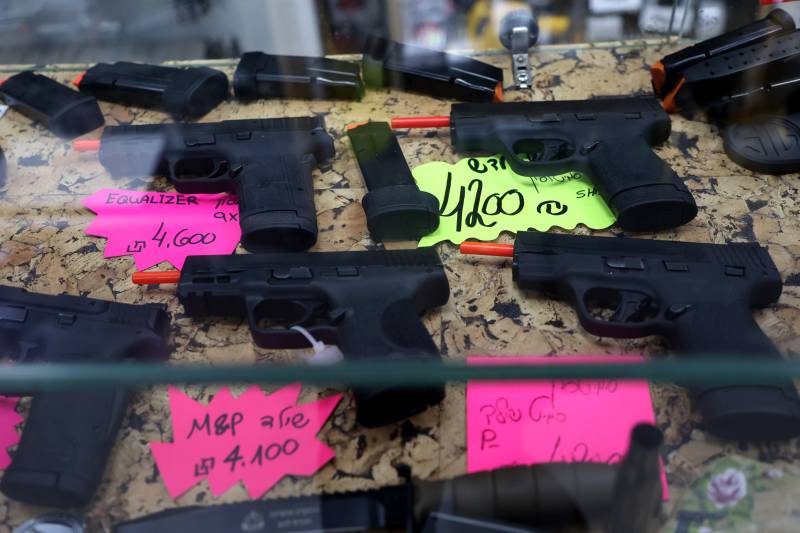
1 43 800 531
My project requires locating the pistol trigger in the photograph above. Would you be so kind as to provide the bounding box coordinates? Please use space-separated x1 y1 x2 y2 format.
288 299 326 327
610 292 653 323
580 140 600 155
229 163 244 178
328 307 348 325
15 340 38 362
542 141 563 160
665 303 692 320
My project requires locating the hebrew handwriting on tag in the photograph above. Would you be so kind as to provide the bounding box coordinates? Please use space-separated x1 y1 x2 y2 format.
412 156 615 246
466 356 668 499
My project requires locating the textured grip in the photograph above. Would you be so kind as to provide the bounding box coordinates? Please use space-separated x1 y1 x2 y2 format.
669 303 800 441
586 137 697 231
234 155 318 252
413 463 616 529
0 389 129 507
339 298 444 428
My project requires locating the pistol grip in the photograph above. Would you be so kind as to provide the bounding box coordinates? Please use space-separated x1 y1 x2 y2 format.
0 388 130 507
234 155 318 252
586 138 697 232
338 298 444 428
670 303 800 441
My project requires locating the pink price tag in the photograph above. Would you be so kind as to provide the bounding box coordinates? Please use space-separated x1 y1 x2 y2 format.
467 355 668 499
150 385 342 500
83 189 241 270
0 396 22 469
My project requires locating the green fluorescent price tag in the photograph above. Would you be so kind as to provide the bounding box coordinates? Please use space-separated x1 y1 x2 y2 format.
413 156 616 246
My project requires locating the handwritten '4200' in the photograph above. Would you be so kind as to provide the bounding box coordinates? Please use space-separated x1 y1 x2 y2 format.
440 157 524 231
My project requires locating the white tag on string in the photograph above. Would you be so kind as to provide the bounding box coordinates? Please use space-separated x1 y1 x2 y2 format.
290 325 344 365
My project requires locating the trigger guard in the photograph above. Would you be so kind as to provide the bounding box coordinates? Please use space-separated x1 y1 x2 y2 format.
207 159 227 179
170 158 228 183
499 135 576 171
573 286 658 339
246 299 335 350
498 137 534 168
246 298 315 332
280 301 341 347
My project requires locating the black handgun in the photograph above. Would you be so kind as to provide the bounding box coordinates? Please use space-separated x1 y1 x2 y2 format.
134 248 449 428
462 232 800 441
391 95 697 232
74 117 335 252
0 285 171 507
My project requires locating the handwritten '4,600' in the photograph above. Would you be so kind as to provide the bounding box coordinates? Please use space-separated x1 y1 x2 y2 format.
151 221 217 249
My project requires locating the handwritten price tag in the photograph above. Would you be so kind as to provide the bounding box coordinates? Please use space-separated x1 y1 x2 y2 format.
83 189 241 270
413 157 615 246
0 396 22 469
150 385 342 500
467 356 668 498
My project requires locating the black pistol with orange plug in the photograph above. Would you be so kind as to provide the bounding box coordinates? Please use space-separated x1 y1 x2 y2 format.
132 248 450 428
461 232 800 441
73 117 335 252
390 95 697 232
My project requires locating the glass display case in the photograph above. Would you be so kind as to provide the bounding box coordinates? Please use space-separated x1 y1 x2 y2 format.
0 1 799 532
